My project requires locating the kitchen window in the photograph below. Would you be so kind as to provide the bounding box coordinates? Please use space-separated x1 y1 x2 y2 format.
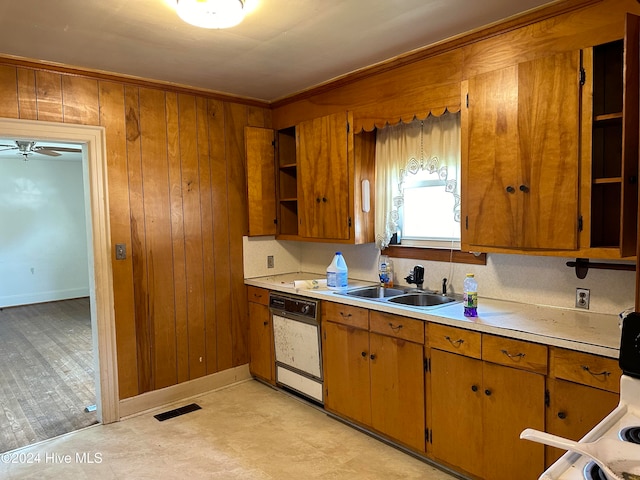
374 112 461 251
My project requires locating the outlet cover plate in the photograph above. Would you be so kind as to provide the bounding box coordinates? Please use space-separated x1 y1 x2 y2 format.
576 288 590 309
267 255 274 269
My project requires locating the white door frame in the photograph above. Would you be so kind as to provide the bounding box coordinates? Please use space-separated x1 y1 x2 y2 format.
0 118 119 424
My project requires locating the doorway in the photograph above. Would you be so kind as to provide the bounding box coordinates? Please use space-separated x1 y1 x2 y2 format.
0 118 119 438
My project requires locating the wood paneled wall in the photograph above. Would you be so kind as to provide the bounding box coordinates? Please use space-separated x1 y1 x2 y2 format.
0 65 270 399
272 0 639 130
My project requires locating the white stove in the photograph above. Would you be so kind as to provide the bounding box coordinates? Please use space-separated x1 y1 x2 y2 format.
534 314 640 480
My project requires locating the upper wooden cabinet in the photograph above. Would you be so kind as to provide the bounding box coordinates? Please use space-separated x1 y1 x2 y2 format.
246 111 375 243
462 50 581 251
580 13 639 259
297 112 351 240
245 127 277 236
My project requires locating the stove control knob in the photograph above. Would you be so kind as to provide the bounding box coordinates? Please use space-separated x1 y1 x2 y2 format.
557 411 567 420
301 304 310 315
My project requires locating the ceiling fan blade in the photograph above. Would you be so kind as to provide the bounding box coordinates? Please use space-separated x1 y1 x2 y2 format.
33 149 61 157
36 146 82 153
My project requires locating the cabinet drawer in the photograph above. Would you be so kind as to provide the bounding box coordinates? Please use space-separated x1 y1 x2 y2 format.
247 286 269 305
428 323 481 359
550 347 621 393
370 311 424 344
322 301 369 330
482 335 547 374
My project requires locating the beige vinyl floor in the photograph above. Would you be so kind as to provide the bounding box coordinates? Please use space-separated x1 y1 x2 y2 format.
0 379 461 479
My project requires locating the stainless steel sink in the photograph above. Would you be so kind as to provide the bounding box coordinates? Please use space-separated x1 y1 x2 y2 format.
387 293 458 307
343 286 406 298
338 286 461 310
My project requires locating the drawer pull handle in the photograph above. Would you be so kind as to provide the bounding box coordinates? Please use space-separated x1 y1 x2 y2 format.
254 294 262 298
370 354 376 360
263 321 268 326
339 312 352 318
557 411 567 420
388 322 403 332
361 351 367 358
471 385 479 392
581 365 610 378
444 336 464 347
501 349 525 360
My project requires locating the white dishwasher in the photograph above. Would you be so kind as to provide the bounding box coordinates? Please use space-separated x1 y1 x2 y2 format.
269 293 323 404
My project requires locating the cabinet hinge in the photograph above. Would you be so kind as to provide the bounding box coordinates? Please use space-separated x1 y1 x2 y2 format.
425 428 431 443
273 218 278 225
545 389 550 408
424 357 430 372
466 93 469 108
347 122 350 134
579 67 586 86
465 215 469 230
271 140 276 147
348 217 352 228
578 215 583 232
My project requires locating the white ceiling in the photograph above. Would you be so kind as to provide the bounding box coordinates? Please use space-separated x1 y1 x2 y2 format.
0 0 556 103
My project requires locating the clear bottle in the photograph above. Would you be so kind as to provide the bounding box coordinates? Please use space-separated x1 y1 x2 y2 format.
327 252 348 290
463 273 478 317
378 255 394 287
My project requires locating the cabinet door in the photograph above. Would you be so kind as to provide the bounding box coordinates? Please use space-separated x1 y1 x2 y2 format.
430 349 483 478
323 321 372 426
482 362 545 480
465 65 519 248
517 51 580 250
245 127 277 236
545 379 619 467
248 301 274 382
297 112 350 240
369 332 425 452
465 52 580 250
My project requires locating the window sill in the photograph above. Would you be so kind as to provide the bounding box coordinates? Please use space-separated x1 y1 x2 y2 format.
381 245 487 265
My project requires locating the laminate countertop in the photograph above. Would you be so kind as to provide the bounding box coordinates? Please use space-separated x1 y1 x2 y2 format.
245 272 623 359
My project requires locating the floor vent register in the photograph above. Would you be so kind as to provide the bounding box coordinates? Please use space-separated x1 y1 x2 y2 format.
154 403 202 422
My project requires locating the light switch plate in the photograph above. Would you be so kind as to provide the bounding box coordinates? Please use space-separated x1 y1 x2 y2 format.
115 243 127 260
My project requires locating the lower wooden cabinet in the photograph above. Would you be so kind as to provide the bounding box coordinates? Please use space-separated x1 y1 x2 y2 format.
323 306 425 452
545 347 622 466
428 324 546 480
545 378 619 467
247 287 274 383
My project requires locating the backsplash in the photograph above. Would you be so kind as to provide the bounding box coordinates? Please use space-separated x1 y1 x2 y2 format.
243 236 635 316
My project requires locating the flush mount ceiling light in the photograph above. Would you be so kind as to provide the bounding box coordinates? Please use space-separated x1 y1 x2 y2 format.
176 0 245 29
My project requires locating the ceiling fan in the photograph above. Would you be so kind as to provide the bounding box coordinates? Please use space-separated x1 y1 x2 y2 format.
0 140 81 160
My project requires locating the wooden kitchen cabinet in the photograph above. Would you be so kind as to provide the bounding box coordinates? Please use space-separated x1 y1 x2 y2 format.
428 325 545 480
580 14 639 258
245 127 277 236
462 50 581 252
323 320 372 426
545 347 622 466
247 287 274 383
297 112 350 240
246 112 375 242
323 305 425 451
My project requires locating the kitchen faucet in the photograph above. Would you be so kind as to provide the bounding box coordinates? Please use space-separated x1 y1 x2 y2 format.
405 265 425 290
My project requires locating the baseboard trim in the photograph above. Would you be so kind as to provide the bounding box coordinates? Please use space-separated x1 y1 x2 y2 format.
118 364 251 420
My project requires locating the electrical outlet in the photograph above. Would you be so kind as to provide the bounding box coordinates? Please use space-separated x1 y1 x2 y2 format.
267 255 274 269
575 288 590 309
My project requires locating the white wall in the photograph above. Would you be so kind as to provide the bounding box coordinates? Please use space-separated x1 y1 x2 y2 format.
243 237 635 316
0 156 89 307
